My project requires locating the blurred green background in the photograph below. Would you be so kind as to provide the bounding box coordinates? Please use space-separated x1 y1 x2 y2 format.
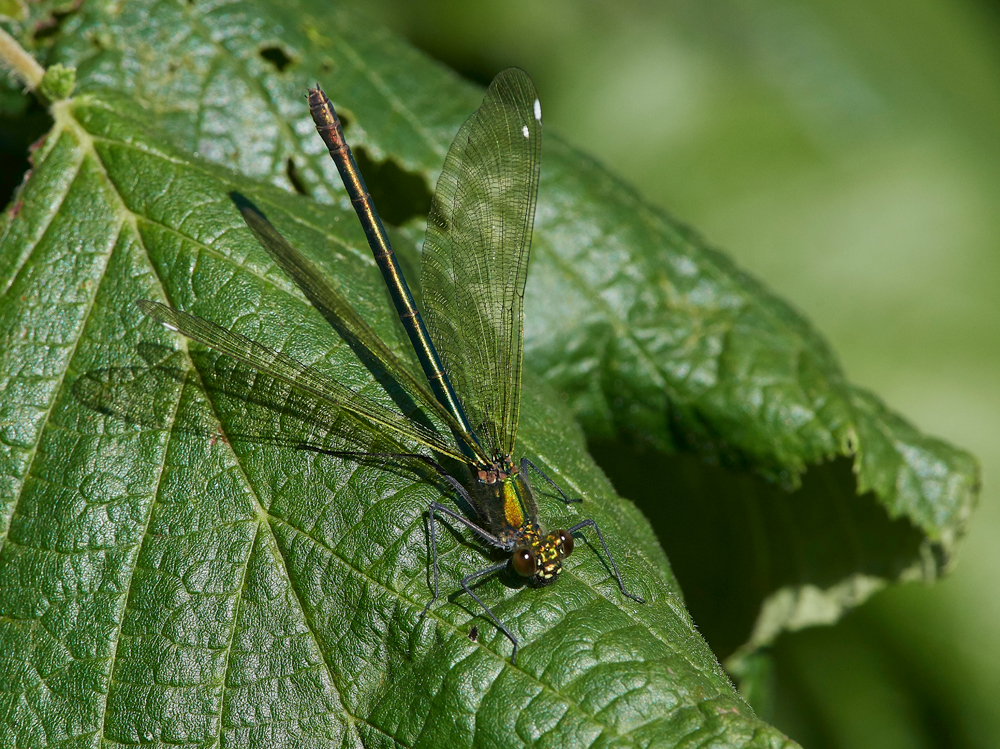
365 0 999 746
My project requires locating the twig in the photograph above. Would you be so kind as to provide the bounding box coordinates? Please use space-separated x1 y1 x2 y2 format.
0 26 45 91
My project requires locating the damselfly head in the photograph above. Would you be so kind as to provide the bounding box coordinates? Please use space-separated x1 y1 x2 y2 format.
511 528 575 584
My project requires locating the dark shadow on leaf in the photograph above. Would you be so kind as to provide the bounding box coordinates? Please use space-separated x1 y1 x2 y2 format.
33 1 82 41
589 441 928 661
72 343 218 437
445 556 526 609
285 157 309 196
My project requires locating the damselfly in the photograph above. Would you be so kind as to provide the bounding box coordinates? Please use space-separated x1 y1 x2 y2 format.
138 68 642 662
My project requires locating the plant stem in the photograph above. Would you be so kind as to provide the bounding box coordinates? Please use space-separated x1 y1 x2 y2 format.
0 26 44 91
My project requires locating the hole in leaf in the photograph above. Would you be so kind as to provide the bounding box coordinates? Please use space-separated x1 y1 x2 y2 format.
259 45 293 72
285 158 309 196
32 1 82 40
352 147 432 226
0 98 54 212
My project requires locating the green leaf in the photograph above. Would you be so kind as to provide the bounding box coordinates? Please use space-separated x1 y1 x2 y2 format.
15 0 973 662
0 0 980 740
0 91 793 746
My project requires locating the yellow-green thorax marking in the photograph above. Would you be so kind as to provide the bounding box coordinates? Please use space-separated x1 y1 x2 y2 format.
478 457 575 583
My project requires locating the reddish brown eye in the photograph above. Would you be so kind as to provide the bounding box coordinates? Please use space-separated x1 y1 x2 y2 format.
558 529 574 557
512 548 536 577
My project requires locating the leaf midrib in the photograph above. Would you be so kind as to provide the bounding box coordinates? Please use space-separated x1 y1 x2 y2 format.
46 95 372 748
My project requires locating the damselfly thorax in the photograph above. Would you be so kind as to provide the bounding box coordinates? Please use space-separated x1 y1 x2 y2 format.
475 456 576 584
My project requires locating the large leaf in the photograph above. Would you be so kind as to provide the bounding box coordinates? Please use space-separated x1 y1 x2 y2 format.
0 86 797 745
3 4 977 667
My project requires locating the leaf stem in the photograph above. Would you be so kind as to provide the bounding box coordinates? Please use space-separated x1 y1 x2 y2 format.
0 26 44 91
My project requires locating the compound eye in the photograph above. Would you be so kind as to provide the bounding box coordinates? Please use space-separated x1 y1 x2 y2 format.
557 529 574 557
512 548 536 577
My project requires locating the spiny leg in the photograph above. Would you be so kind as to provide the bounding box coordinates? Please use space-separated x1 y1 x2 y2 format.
422 500 508 619
522 457 580 504
568 518 645 604
295 446 510 617
459 560 520 663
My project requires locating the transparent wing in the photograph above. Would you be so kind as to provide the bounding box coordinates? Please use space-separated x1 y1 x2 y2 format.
135 300 467 463
238 203 475 448
420 68 542 459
